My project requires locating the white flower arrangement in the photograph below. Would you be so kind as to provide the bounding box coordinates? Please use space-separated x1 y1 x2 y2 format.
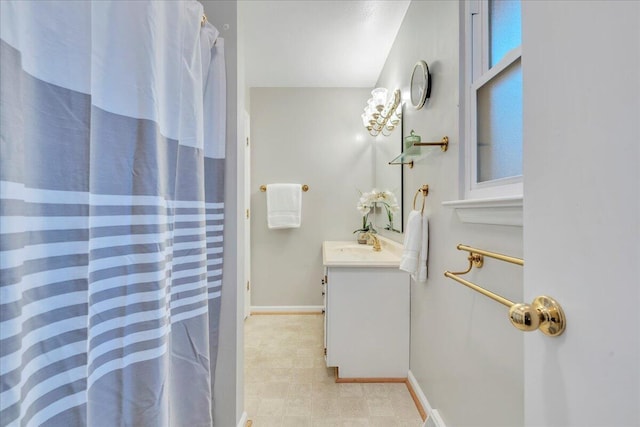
354 188 400 233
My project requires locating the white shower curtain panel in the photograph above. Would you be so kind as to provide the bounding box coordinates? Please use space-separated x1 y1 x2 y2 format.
0 1 226 426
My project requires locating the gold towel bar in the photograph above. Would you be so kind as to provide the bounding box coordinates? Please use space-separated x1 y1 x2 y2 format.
260 184 309 192
444 244 566 337
414 136 449 150
456 244 523 266
412 185 429 214
444 271 514 307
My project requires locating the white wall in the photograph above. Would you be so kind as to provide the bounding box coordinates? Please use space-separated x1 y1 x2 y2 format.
250 88 375 308
522 1 640 426
376 2 524 426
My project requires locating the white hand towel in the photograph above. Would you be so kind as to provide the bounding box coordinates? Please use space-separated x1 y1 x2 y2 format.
399 210 422 274
415 213 429 282
266 183 302 229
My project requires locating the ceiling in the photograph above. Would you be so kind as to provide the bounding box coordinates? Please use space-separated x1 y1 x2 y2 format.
240 1 411 88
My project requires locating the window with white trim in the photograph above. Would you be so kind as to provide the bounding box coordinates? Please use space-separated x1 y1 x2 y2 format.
464 0 522 199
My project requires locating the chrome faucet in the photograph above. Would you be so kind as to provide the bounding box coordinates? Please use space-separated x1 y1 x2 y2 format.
364 232 382 252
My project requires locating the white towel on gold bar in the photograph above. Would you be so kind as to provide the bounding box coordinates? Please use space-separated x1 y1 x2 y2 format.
266 183 302 229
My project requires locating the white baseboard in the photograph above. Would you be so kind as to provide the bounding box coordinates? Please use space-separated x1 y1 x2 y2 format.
407 371 445 427
237 411 247 427
428 410 447 427
250 305 323 314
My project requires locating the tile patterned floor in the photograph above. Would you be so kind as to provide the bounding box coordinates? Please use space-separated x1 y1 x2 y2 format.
244 314 424 427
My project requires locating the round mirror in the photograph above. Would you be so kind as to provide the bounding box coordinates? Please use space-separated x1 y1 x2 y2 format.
410 60 431 110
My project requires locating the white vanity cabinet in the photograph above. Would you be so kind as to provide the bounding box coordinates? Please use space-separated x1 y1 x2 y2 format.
322 239 410 379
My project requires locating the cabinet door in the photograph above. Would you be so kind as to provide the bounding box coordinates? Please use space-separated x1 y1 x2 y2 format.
326 267 410 378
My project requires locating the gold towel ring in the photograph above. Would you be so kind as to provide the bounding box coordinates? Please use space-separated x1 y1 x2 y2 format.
412 184 429 214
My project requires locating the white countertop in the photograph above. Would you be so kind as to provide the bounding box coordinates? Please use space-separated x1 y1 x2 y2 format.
322 235 404 267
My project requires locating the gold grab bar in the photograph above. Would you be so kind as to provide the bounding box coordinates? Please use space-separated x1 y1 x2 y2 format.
260 184 309 192
444 244 566 337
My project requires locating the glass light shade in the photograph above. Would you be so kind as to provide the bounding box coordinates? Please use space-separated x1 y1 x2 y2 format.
371 88 388 108
365 104 374 117
361 87 401 137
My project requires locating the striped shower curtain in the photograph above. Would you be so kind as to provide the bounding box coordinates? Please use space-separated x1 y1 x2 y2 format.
0 1 225 426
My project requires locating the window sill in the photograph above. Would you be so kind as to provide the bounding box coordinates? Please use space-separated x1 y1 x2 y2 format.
442 196 523 227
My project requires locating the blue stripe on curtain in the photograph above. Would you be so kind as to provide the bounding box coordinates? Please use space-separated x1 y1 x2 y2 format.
0 1 225 425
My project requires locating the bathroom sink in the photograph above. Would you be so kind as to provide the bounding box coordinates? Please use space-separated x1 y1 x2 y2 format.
334 244 376 255
322 237 403 267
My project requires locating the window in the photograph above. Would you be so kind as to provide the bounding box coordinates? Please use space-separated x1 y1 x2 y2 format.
465 0 522 199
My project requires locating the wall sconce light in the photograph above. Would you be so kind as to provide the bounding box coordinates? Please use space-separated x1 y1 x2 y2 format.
361 88 402 137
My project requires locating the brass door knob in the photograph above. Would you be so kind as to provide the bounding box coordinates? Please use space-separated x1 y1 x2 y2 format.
508 296 566 336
